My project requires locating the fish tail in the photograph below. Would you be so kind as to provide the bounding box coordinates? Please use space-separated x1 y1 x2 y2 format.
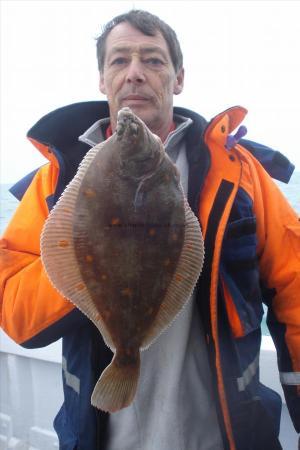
91 351 140 413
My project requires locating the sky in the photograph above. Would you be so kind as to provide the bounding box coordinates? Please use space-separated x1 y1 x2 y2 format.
1 0 300 183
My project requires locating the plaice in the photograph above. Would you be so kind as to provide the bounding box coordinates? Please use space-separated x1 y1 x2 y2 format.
41 107 205 412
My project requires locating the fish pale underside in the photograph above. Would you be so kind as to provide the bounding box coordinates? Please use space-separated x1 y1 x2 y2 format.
41 107 205 413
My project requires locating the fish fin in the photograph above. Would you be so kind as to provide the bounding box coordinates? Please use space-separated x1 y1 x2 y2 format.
41 143 116 351
91 352 140 413
141 197 205 350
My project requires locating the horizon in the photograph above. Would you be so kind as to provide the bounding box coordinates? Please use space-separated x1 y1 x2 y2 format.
1 167 300 188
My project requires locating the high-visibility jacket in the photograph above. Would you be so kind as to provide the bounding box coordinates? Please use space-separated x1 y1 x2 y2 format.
1 101 299 450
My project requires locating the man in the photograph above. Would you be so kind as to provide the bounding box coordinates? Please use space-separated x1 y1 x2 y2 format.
0 9 299 450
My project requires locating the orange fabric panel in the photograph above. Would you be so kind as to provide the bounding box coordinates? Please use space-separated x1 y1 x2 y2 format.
221 278 245 338
200 107 245 239
205 106 248 140
1 256 74 343
237 145 300 377
2 164 59 254
273 274 300 373
0 164 74 344
236 151 255 203
0 247 36 323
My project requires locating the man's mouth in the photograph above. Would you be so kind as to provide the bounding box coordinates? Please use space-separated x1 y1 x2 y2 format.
122 95 150 104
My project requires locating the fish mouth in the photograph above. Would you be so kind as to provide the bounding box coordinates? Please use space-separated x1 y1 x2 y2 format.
116 108 141 141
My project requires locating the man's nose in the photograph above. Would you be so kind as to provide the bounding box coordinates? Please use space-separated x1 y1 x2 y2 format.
125 60 146 84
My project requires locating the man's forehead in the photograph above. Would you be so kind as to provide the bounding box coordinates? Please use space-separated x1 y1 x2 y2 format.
108 45 168 56
105 22 170 57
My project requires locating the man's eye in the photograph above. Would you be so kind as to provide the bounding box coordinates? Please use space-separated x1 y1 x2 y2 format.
111 57 127 65
145 58 164 66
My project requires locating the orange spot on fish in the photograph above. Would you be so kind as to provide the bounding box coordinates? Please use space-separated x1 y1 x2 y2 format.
149 228 156 236
101 274 108 281
111 217 121 225
175 274 184 282
84 188 96 198
85 255 93 262
121 287 133 298
76 282 85 291
172 233 178 241
58 240 69 248
163 258 171 267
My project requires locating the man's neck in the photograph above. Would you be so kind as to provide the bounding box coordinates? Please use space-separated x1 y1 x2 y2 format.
151 120 176 143
110 117 176 143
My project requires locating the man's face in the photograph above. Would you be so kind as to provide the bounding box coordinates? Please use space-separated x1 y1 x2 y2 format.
99 22 184 137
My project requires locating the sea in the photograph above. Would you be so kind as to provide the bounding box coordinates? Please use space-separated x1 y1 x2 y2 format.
1 171 299 337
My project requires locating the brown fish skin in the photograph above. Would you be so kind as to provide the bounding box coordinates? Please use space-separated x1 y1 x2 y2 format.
41 107 204 413
115 107 164 182
73 108 185 359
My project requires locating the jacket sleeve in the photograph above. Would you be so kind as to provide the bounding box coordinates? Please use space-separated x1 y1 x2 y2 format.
0 164 86 348
249 157 300 432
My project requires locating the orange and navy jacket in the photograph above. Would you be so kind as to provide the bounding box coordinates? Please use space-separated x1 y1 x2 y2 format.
0 101 299 450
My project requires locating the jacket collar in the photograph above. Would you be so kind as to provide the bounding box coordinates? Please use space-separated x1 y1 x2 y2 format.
27 101 207 155
78 113 193 161
26 101 293 185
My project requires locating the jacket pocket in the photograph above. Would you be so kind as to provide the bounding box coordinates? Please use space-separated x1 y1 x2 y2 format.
221 216 264 336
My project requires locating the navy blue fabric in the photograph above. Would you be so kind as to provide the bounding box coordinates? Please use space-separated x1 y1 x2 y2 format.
283 385 300 433
221 188 264 335
217 281 283 449
265 301 299 433
15 101 297 449
53 405 78 450
258 383 282 435
217 296 282 449
266 305 293 371
22 308 90 348
46 194 55 212
53 321 112 450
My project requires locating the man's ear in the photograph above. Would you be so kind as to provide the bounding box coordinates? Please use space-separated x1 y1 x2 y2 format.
99 72 106 95
173 67 184 95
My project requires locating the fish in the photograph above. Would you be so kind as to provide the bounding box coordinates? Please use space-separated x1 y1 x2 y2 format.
40 107 204 413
